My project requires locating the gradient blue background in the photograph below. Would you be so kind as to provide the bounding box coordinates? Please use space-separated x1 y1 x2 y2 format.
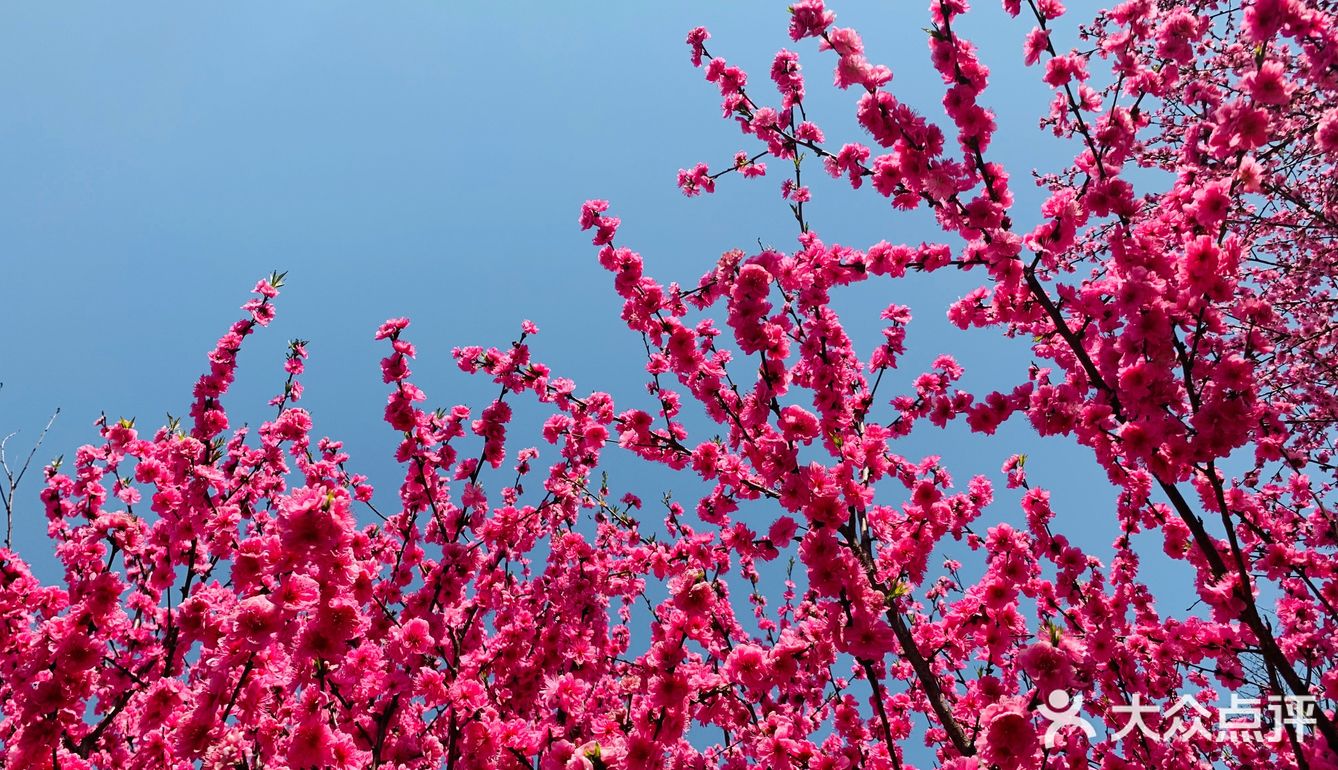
0 2 1196 621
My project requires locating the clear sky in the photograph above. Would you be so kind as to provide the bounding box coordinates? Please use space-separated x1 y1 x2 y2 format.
0 1 1197 613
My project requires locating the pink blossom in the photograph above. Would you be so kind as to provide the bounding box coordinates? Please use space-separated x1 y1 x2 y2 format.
788 0 835 41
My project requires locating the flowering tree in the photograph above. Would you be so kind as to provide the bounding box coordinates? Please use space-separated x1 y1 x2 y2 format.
4 0 1338 767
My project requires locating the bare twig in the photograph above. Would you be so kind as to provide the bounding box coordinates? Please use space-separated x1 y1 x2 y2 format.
0 384 60 550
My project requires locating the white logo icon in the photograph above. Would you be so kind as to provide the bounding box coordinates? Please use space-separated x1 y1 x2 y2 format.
1039 690 1096 748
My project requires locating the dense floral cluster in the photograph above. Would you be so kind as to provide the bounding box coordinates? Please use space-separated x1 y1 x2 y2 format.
4 0 1338 767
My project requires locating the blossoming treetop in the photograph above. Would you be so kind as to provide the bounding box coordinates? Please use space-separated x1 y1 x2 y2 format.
3 0 1338 767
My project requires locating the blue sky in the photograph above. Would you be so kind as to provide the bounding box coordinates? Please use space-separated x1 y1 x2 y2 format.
0 0 1199 619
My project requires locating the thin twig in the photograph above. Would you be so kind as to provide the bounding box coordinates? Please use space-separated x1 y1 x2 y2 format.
0 390 60 549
